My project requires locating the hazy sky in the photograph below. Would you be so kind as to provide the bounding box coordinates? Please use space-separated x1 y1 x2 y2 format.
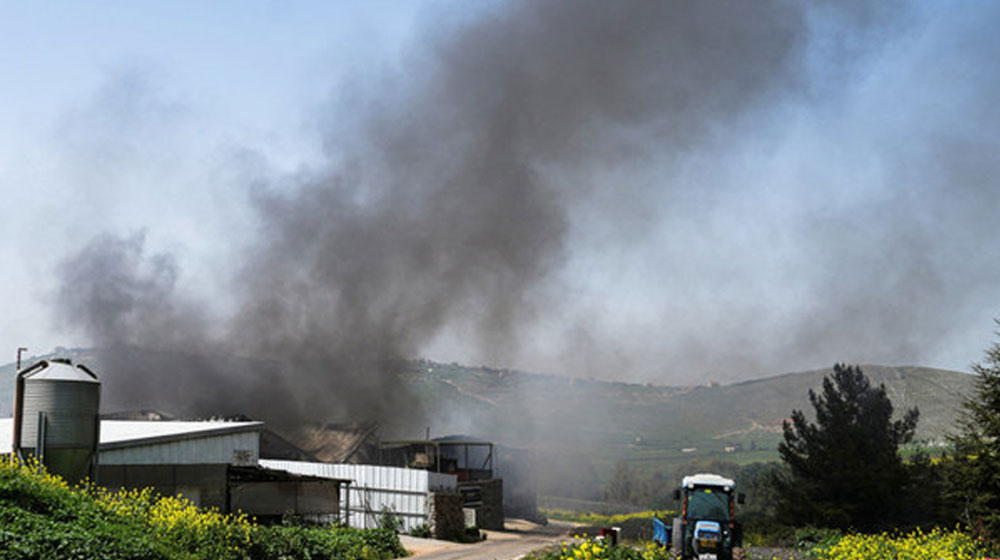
2 0 999 385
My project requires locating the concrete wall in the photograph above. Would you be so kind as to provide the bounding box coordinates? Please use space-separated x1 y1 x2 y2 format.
428 492 465 539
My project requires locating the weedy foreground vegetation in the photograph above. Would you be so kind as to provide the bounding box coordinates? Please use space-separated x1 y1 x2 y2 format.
526 529 994 560
807 527 987 560
0 456 407 560
527 537 672 560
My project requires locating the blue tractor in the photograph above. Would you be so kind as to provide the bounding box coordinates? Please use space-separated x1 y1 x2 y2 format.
653 473 745 560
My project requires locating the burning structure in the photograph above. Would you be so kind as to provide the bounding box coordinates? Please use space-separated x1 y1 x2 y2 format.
380 436 504 530
289 422 381 464
378 436 539 521
3 357 505 537
380 437 496 480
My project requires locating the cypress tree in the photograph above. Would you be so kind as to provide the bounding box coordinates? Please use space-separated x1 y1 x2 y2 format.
776 364 919 530
947 320 1000 546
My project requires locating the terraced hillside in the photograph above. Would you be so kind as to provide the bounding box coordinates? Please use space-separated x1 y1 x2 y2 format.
403 362 974 480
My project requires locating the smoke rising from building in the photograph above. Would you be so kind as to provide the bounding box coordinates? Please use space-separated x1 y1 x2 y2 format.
50 0 1000 432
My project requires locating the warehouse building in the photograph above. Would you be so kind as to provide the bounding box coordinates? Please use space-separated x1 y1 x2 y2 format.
4 358 350 523
2 413 347 523
4 358 536 534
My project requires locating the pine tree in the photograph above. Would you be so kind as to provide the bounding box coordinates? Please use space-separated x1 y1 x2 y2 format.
776 364 919 530
947 320 1000 545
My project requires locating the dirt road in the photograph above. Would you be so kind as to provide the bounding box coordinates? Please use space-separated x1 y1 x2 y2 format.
399 520 573 560
399 521 801 560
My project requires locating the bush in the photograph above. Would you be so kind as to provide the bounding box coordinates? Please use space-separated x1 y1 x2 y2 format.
793 526 841 549
249 526 407 560
0 456 408 560
93 486 253 559
378 506 403 533
527 537 672 560
0 456 169 560
407 523 431 538
741 519 795 548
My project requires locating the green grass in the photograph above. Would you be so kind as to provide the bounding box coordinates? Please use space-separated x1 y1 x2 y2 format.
539 509 672 526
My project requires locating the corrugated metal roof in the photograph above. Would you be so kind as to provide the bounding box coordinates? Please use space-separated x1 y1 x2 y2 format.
0 418 262 455
19 359 99 383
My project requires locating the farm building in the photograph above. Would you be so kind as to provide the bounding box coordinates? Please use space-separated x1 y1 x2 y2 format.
2 358 348 524
3 357 539 534
0 415 348 523
277 425 537 530
380 436 505 529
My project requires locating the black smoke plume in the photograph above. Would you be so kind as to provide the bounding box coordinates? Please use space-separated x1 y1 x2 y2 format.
52 0 1000 432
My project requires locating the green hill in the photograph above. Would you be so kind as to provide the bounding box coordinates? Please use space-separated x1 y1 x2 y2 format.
403 362 975 483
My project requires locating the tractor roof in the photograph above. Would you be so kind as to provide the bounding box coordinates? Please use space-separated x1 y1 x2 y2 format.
681 473 735 489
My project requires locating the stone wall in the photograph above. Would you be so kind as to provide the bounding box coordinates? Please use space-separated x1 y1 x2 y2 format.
428 492 464 539
459 478 504 530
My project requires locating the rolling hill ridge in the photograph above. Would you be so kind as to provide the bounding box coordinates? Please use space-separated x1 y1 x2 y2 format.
0 351 974 485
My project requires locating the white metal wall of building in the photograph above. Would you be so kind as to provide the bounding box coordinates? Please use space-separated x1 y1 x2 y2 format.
99 431 260 466
261 460 457 532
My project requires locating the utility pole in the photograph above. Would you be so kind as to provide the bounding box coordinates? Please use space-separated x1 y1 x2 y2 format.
16 347 27 370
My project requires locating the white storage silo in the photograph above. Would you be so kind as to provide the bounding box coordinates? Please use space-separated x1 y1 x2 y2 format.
12 358 101 484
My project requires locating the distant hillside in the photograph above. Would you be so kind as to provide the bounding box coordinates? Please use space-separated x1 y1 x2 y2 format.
0 350 975 490
402 362 975 481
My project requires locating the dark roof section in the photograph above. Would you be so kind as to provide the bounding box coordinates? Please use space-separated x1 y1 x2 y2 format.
290 422 380 463
260 429 317 462
229 465 350 484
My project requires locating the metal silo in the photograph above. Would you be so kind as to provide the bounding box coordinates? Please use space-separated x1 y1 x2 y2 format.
12 358 101 484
